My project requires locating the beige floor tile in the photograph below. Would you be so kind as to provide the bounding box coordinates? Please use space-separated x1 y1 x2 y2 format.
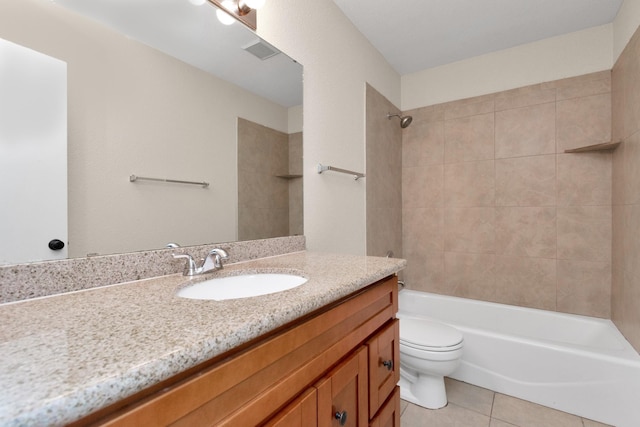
400 399 409 416
582 418 613 427
491 394 583 427
401 401 490 427
445 378 495 416
489 419 517 427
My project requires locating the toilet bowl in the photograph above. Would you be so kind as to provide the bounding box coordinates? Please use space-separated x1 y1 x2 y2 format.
399 317 464 409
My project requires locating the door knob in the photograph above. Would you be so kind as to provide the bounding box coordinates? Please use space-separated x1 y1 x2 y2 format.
382 359 394 371
48 239 65 250
334 410 348 426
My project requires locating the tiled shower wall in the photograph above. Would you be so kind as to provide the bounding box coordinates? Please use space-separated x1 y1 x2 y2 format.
402 71 613 318
366 84 403 258
238 118 303 241
612 26 640 352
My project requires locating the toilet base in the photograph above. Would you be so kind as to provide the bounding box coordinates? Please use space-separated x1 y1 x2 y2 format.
399 371 448 409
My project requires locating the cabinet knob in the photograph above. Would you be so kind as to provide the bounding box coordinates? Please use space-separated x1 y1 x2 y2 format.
382 359 394 371
334 410 348 426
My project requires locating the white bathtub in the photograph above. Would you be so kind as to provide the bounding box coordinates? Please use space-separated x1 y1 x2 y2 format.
398 290 640 427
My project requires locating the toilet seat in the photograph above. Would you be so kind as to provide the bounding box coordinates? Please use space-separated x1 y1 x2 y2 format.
400 318 463 352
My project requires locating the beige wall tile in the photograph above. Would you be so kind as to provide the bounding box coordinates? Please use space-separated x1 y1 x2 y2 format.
557 259 611 318
367 207 402 258
495 102 556 158
557 93 611 152
556 75 611 101
402 120 444 167
495 207 556 258
550 70 611 90
623 204 640 281
445 207 495 254
622 268 640 353
612 57 625 143
494 256 556 310
401 69 619 317
403 250 446 294
444 98 495 120
612 30 640 351
557 206 612 262
445 252 496 300
495 85 556 111
403 208 444 253
288 132 302 176
445 160 495 207
444 113 495 163
402 165 443 208
611 204 625 325
611 139 626 206
623 131 640 204
557 152 612 206
404 104 445 124
495 155 556 207
623 35 640 138
366 84 403 257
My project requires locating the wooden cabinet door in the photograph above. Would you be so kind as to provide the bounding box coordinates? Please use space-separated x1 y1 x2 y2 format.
369 387 400 427
367 320 400 418
262 388 317 427
316 347 368 427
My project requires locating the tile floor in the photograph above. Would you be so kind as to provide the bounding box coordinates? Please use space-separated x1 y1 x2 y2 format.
400 378 612 427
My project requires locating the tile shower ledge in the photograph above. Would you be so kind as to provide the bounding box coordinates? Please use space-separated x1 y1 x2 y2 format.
0 251 406 427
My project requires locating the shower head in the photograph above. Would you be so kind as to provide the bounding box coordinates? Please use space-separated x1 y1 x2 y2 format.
387 113 413 128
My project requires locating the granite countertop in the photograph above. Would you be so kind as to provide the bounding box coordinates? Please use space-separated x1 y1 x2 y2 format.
0 251 405 427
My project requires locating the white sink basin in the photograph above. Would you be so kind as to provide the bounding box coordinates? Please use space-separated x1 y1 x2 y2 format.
176 273 308 301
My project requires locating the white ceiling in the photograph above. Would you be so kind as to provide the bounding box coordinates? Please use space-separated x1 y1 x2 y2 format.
332 0 624 75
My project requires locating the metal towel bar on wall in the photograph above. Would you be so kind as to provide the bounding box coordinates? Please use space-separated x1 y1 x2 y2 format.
317 163 365 180
129 174 209 188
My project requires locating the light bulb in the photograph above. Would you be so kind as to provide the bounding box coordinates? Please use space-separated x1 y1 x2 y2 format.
243 0 265 9
216 0 236 25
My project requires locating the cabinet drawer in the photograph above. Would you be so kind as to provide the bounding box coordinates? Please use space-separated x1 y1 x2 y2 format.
262 388 317 427
367 319 399 418
369 386 400 427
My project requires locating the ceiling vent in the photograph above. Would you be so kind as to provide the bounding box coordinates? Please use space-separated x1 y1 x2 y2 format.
243 40 280 60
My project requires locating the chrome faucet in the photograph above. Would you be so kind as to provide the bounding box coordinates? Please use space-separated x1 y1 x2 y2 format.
167 243 229 276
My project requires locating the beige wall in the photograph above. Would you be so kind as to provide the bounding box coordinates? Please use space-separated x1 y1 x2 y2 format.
614 0 640 60
365 84 403 258
612 24 640 352
0 0 291 257
258 0 401 255
401 71 613 317
402 24 613 111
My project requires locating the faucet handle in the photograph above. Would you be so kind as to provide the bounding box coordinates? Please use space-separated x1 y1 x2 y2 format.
172 253 198 276
208 248 229 269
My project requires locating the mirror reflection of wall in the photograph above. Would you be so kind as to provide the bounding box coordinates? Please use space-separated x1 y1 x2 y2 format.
0 0 302 265
0 38 68 264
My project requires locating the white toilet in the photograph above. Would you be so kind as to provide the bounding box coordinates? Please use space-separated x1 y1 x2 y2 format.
398 317 464 409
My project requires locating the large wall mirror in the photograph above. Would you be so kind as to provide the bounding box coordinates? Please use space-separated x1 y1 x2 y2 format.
0 0 303 265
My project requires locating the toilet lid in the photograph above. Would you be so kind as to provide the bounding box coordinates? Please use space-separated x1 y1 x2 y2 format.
400 318 463 351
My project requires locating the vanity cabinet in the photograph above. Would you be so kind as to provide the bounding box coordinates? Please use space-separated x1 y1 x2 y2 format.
74 275 399 427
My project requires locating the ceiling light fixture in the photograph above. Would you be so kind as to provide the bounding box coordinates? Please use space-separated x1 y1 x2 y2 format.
212 0 266 29
216 0 237 25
